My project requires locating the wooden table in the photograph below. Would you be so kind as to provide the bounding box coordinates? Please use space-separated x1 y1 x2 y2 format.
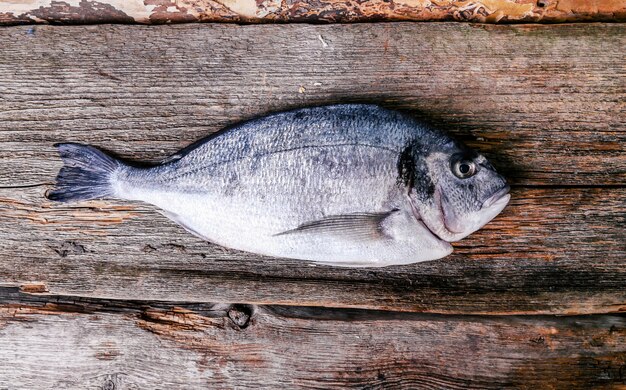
0 21 624 388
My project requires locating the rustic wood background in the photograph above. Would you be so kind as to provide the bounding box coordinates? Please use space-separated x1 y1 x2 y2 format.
0 21 625 388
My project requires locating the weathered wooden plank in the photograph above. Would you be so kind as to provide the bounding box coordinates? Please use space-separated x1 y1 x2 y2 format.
0 23 624 314
0 288 625 389
1 185 624 314
0 23 624 186
1 0 625 25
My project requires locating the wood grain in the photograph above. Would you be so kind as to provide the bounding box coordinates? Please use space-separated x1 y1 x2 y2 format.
1 0 625 25
0 23 624 187
1 184 624 314
0 21 624 389
0 23 624 315
1 287 625 389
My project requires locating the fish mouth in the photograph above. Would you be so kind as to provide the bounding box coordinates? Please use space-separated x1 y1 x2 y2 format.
407 185 511 243
482 185 511 209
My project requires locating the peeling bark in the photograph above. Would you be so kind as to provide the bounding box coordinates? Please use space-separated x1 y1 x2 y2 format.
0 0 625 25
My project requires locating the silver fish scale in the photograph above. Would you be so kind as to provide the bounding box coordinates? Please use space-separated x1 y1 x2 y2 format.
111 104 455 266
50 104 510 266
153 105 421 184
55 104 486 267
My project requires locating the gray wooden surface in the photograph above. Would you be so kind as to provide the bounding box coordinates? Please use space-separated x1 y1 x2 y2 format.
1 287 625 389
0 22 625 388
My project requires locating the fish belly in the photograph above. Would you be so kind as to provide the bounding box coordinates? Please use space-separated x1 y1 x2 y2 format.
117 143 451 266
123 188 451 266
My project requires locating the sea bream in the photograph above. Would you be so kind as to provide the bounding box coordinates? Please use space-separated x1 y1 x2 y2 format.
48 104 510 267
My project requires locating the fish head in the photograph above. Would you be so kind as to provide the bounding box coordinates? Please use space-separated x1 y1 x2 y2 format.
410 140 510 242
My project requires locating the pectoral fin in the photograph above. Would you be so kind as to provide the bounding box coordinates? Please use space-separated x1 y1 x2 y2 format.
275 209 398 241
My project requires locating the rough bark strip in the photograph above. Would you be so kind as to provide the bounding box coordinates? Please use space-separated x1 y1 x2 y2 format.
0 287 625 389
1 0 626 25
0 23 624 187
1 185 624 314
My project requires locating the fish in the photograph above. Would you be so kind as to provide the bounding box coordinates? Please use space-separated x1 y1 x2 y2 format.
48 104 510 267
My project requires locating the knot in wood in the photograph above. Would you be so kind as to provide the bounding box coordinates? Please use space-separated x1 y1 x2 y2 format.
101 379 117 390
227 304 253 328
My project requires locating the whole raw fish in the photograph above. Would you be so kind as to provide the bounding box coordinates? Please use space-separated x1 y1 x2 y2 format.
48 104 510 267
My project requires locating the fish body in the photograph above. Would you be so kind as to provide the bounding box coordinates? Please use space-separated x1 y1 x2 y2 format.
49 104 510 267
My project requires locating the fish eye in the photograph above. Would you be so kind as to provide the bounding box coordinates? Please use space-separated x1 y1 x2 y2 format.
451 158 477 179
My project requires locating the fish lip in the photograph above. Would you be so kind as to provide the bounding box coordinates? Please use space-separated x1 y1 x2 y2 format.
482 185 511 209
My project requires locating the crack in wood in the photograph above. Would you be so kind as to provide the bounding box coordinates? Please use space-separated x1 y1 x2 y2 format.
1 286 625 388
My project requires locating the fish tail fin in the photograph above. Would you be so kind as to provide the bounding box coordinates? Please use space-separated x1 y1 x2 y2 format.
47 143 122 202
